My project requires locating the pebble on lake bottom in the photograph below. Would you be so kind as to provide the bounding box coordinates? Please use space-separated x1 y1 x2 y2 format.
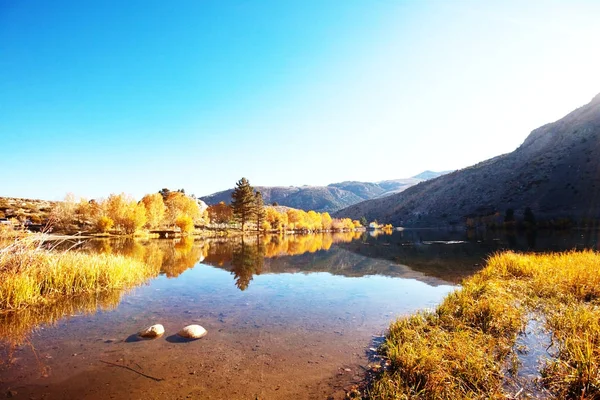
138 324 165 338
177 325 208 339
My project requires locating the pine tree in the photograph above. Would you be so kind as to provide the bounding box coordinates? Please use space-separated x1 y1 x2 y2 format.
231 177 256 232
255 191 266 231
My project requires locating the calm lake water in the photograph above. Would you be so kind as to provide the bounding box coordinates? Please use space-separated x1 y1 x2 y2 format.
0 229 598 399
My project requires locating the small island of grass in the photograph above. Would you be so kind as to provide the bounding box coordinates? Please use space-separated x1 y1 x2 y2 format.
360 250 600 399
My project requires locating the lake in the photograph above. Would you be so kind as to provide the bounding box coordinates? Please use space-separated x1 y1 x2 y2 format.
0 229 597 399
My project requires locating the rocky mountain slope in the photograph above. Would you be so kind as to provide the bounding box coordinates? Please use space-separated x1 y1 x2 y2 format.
335 93 600 227
200 171 447 213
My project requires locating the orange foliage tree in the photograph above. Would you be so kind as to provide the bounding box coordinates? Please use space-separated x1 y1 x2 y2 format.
207 202 233 225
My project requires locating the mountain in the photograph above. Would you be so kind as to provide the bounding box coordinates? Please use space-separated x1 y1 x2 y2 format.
411 170 450 180
335 93 600 227
200 171 448 213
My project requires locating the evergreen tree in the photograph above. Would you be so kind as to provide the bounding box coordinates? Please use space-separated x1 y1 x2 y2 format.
231 177 256 231
255 191 266 231
360 216 368 227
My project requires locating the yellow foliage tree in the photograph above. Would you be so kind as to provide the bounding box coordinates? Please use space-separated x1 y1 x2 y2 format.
141 193 166 229
104 193 147 234
260 220 271 232
266 207 288 231
175 215 194 234
307 210 322 231
165 192 200 226
286 209 302 230
95 215 114 233
120 202 147 234
321 212 333 230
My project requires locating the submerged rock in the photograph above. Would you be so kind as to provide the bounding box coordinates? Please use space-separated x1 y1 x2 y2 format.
138 324 165 339
177 324 207 339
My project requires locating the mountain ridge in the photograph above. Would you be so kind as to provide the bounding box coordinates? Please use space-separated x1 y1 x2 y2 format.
199 171 448 213
334 93 600 227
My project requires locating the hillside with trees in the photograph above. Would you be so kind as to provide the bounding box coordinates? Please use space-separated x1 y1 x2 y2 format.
335 93 600 229
200 171 448 213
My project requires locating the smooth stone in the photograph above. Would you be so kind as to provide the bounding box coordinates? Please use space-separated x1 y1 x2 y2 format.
138 324 165 339
177 324 207 339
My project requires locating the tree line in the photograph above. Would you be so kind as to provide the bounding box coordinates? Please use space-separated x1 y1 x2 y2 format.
51 189 207 234
48 178 365 235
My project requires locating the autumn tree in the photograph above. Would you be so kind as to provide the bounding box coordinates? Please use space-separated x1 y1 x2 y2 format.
164 191 200 226
104 193 147 234
50 193 78 230
121 203 147 234
74 198 99 226
321 212 333 230
307 210 322 230
231 178 256 231
255 191 266 231
286 208 303 230
175 215 194 234
141 193 166 229
265 207 286 231
207 202 233 225
95 215 114 233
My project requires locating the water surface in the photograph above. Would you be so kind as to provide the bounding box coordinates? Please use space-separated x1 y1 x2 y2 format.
0 229 596 399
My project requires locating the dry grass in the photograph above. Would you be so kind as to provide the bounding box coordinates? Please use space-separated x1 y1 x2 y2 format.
364 250 600 399
0 235 159 312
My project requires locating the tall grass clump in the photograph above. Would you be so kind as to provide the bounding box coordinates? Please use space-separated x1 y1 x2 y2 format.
364 250 600 400
0 236 159 312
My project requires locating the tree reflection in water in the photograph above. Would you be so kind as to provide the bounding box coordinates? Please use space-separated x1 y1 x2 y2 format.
231 237 264 291
0 233 366 346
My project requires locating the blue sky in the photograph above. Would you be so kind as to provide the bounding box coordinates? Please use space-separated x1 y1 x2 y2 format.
1 0 600 200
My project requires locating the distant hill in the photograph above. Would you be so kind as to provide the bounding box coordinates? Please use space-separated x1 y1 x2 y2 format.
199 171 449 213
335 93 600 227
0 197 54 223
411 170 450 180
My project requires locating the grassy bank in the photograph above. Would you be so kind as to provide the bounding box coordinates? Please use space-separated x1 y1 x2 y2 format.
362 250 600 399
0 236 159 312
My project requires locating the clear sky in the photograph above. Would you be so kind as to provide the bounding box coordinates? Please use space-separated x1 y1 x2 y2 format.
1 0 600 201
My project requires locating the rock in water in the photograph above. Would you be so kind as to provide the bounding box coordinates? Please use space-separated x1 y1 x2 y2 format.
138 324 165 338
177 325 207 339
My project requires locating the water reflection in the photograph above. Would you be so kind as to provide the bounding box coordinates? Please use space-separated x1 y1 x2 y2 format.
2 229 597 346
0 233 365 345
231 237 264 291
84 237 210 278
0 290 123 348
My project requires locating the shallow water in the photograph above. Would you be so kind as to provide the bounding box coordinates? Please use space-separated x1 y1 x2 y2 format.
0 229 597 399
